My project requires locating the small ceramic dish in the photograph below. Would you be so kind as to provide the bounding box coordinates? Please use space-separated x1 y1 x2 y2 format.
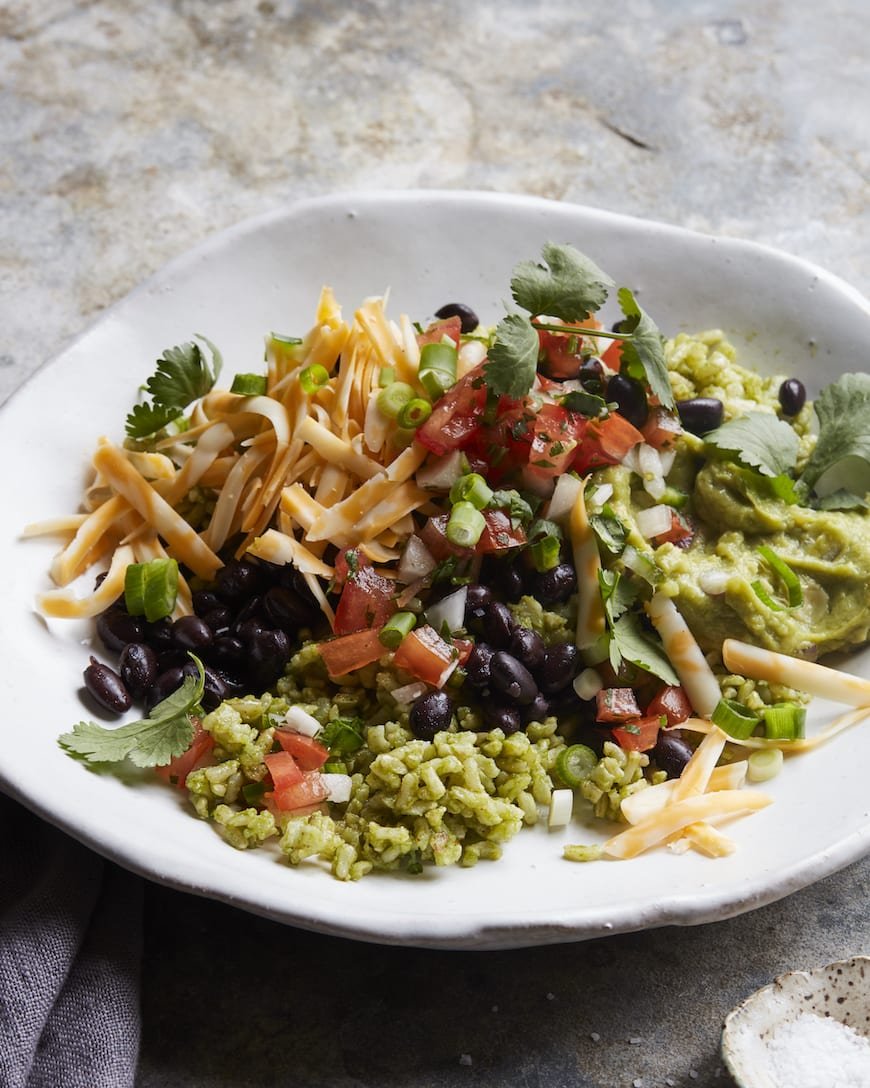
722 956 870 1087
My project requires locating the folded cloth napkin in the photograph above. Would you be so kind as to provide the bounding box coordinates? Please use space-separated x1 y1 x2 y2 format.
0 791 142 1088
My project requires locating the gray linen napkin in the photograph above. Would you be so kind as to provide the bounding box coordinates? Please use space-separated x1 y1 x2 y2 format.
0 791 142 1088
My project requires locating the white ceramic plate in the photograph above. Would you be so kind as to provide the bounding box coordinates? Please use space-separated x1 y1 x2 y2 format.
3 191 870 950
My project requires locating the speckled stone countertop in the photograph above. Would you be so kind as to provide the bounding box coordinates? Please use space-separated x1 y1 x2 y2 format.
3 2 869 1086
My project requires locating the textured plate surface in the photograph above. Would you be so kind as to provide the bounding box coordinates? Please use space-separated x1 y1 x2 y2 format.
3 190 870 949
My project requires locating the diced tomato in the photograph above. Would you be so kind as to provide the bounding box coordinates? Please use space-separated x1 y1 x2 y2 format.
156 718 214 788
574 412 643 473
393 624 457 687
264 750 303 792
333 562 396 635
596 687 642 723
275 730 330 770
419 514 473 562
268 769 330 812
646 685 692 726
601 339 624 369
641 407 682 449
652 509 695 547
476 509 527 553
611 715 661 752
318 627 384 678
527 403 586 479
417 315 462 348
538 318 603 380
415 367 487 456
452 637 474 666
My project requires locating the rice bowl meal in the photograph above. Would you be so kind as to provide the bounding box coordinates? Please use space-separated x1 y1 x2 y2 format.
27 241 870 882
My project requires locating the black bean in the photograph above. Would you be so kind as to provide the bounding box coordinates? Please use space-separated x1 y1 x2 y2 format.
156 649 190 673
235 615 269 645
482 557 524 602
409 690 453 740
490 651 538 705
83 657 131 714
192 589 222 617
509 626 545 670
606 374 649 429
778 378 806 417
537 642 579 694
144 662 199 713
676 397 724 436
233 594 265 628
263 584 317 631
172 615 213 651
434 302 479 334
653 730 694 779
525 562 576 606
142 618 175 651
482 703 521 735
201 606 232 635
463 643 494 689
96 610 145 653
215 559 267 605
201 666 229 711
521 692 552 726
208 635 246 668
119 643 158 700
579 358 605 395
482 600 516 648
247 628 291 691
464 584 493 628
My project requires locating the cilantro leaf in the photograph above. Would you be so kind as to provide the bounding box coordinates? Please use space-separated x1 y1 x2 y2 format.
704 412 800 478
510 242 614 322
599 569 639 625
59 657 204 767
488 489 536 526
560 389 608 417
610 613 680 686
799 373 870 492
616 288 675 410
485 313 541 398
814 490 869 512
125 335 222 438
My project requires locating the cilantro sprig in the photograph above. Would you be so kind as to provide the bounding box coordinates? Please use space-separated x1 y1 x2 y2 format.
125 336 223 439
59 655 205 767
484 243 674 408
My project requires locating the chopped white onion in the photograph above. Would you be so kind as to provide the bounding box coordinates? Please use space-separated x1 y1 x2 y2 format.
621 445 641 473
621 545 660 584
425 586 468 634
521 463 556 498
283 706 322 737
637 442 663 479
547 473 584 524
643 475 666 501
391 680 428 706
416 449 466 491
397 535 437 582
573 667 603 701
698 569 729 596
548 788 574 829
457 339 487 376
658 448 677 476
588 483 613 510
320 773 353 804
636 504 672 540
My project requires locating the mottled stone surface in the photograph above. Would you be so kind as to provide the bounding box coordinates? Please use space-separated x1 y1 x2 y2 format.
2 1 870 1085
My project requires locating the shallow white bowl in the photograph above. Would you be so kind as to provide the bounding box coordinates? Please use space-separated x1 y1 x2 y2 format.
2 191 870 949
722 957 870 1087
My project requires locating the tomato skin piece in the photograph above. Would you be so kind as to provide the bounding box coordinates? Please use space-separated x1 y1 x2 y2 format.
476 509 526 553
601 339 624 369
646 685 692 726
265 750 304 792
527 403 584 478
275 730 330 770
611 715 661 753
596 687 642 723
538 319 603 380
318 628 384 678
415 367 487 456
393 624 457 687
641 407 682 449
418 514 473 561
452 637 474 666
268 769 330 812
156 718 214 788
333 563 396 635
652 509 694 547
417 315 462 348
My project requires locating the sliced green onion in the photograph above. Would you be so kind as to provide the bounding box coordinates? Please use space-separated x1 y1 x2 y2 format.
529 534 561 572
747 748 784 783
449 473 493 510
711 698 760 740
661 486 689 510
299 364 330 394
379 366 396 388
270 333 303 345
124 557 179 622
758 545 803 607
750 580 786 612
446 501 486 548
418 342 457 399
376 381 416 419
379 611 417 649
397 397 432 429
762 702 806 740
322 761 348 775
556 744 599 788
230 372 268 396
